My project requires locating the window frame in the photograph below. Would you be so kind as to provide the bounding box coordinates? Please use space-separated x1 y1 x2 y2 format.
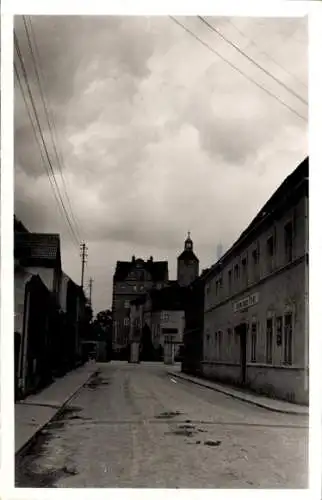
284 221 293 264
266 317 273 364
283 311 293 365
251 321 257 362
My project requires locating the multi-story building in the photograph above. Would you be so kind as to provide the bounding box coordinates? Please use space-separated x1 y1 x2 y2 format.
112 256 168 349
202 157 308 404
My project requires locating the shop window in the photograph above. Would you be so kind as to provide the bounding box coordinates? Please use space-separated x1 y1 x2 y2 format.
266 318 273 364
284 313 293 365
251 322 257 362
284 222 293 264
124 300 130 309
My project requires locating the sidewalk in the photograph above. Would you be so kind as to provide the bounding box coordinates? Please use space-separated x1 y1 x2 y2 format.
15 362 98 454
168 367 309 416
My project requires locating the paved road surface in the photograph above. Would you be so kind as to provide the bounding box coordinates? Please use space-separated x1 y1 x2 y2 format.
16 362 308 488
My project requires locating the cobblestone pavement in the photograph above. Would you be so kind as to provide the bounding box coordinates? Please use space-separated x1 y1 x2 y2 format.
15 362 308 488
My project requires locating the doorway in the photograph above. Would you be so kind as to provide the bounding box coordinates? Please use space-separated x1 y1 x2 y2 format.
235 323 247 385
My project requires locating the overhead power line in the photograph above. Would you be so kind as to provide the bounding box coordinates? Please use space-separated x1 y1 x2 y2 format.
14 32 80 248
169 16 307 123
14 63 79 249
22 15 83 243
197 16 308 106
226 18 308 90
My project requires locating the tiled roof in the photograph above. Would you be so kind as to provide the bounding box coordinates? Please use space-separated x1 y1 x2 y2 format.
114 259 168 282
14 232 60 263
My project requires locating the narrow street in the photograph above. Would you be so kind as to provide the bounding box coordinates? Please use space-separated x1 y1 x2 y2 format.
16 362 308 488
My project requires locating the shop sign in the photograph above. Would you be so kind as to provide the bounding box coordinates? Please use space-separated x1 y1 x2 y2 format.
234 292 259 313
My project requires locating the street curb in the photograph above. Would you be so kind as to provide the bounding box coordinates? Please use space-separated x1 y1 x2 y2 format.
168 372 308 416
15 368 99 458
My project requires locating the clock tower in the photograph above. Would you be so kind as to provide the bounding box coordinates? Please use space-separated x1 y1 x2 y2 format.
177 232 199 286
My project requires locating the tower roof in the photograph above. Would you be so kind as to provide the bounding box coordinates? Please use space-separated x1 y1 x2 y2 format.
177 232 199 262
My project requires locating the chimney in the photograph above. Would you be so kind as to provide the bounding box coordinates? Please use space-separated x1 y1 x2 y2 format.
132 255 135 263
149 256 153 262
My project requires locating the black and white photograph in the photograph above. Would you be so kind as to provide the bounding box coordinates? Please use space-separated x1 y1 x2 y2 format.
8 8 313 490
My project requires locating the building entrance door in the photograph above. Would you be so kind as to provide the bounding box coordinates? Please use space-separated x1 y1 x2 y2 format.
235 323 247 385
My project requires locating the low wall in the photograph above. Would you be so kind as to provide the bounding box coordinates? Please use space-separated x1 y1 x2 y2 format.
201 361 308 405
246 365 308 405
201 362 241 386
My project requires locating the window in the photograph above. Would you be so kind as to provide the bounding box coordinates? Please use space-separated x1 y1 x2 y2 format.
251 322 257 362
241 256 248 286
215 280 219 295
284 222 293 263
234 264 239 281
133 285 137 292
161 312 169 322
124 318 130 327
124 300 130 309
252 246 259 281
267 236 274 272
218 330 222 359
206 283 210 295
140 285 145 291
228 270 232 292
266 318 273 364
284 313 293 364
276 316 282 346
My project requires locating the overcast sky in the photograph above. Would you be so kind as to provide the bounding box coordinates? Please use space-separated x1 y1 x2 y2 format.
14 15 308 314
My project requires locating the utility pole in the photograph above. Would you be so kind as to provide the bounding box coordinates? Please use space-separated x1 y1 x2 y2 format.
88 277 94 307
80 242 88 289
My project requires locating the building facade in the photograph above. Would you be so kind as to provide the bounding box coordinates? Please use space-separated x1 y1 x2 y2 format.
112 256 169 350
202 157 308 404
182 268 209 376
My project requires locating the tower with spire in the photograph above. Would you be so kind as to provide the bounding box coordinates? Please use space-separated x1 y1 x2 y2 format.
177 232 199 286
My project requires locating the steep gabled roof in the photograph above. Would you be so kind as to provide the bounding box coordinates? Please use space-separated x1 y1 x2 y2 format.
14 232 61 266
114 259 168 282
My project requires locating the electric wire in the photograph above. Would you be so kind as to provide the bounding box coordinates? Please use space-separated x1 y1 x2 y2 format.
225 18 307 90
169 17 307 123
197 16 308 106
14 33 80 248
14 63 79 249
22 16 83 243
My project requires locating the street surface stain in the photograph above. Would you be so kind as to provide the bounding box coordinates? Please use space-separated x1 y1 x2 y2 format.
155 411 183 419
204 440 222 447
15 429 78 487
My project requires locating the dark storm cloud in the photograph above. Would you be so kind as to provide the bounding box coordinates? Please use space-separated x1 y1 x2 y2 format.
14 15 308 312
